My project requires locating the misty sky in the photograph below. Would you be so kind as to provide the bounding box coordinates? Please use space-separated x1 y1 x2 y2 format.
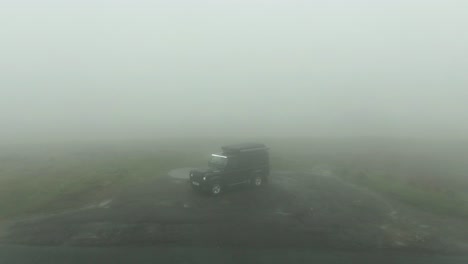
1 0 467 141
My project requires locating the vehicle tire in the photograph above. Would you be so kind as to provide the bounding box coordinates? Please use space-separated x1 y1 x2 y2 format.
210 182 223 196
251 174 264 188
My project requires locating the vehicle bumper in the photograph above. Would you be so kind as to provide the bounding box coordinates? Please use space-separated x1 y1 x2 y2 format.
189 180 210 192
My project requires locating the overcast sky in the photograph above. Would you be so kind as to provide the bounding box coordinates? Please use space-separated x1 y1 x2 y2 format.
1 0 467 141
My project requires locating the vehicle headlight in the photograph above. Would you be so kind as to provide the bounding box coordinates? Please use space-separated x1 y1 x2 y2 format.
203 176 207 181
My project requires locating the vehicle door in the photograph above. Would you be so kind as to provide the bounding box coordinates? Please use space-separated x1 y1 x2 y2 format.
224 156 244 185
237 152 254 183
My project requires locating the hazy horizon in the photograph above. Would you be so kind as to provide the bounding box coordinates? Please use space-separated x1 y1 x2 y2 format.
1 0 467 143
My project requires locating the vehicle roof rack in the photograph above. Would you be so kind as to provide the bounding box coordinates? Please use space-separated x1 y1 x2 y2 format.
221 143 268 153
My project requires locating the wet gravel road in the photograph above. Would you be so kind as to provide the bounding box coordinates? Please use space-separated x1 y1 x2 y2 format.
1 169 467 254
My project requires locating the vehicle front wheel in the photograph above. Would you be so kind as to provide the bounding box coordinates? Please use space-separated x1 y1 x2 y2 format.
210 182 223 196
251 175 264 187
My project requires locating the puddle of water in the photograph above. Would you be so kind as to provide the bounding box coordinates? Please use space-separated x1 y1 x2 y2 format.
81 199 113 210
274 208 291 216
98 199 112 209
274 171 295 175
172 180 185 184
168 168 196 180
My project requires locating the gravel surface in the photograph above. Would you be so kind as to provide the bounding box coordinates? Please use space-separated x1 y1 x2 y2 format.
1 170 468 253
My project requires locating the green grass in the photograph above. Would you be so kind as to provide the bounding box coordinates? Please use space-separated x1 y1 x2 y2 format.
267 138 468 218
357 174 468 217
0 146 205 219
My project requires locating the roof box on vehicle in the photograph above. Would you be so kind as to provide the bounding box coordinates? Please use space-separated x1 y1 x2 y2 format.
221 143 268 153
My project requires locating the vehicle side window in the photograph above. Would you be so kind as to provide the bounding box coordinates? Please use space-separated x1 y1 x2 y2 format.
242 152 263 168
227 157 239 170
237 154 247 168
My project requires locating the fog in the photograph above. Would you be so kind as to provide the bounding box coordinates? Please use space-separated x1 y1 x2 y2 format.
1 0 467 142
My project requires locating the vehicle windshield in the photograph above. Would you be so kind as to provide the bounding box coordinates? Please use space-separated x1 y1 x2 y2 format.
208 155 228 169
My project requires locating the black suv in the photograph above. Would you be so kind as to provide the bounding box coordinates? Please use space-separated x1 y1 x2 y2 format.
189 143 270 195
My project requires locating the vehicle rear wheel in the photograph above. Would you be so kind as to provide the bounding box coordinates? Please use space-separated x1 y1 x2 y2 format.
210 182 222 196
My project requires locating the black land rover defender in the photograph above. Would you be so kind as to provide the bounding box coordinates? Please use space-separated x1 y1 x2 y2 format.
189 143 270 195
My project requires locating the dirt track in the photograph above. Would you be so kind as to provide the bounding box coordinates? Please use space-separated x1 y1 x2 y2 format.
1 170 468 252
